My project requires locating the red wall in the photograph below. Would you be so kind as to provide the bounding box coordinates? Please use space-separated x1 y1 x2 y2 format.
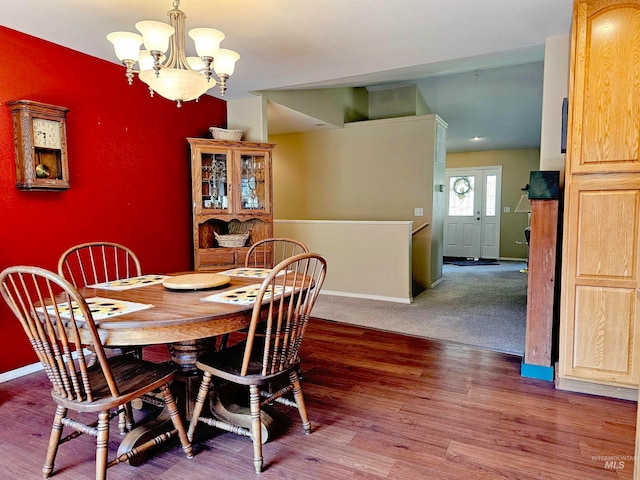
0 27 226 372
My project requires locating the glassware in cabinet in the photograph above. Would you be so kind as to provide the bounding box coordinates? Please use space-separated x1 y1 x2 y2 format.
188 138 274 271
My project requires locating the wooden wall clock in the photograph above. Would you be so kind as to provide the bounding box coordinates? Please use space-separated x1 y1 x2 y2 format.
7 100 70 190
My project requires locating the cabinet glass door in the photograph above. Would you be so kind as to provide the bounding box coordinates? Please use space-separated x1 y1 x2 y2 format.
239 152 268 212
201 151 229 211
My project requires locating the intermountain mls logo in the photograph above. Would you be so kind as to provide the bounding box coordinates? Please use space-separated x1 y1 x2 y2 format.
592 455 634 470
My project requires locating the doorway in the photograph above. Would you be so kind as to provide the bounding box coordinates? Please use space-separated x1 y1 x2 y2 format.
443 166 502 259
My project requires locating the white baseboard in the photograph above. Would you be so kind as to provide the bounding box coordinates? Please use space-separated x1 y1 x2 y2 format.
0 348 92 383
320 289 412 304
0 361 43 383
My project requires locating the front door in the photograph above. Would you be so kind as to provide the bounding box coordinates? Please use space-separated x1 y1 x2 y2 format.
443 167 501 259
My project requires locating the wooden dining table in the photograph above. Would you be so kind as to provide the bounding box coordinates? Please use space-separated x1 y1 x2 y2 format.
78 274 256 349
76 271 277 460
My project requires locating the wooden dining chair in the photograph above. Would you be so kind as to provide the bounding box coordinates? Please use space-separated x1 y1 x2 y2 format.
58 242 144 358
244 237 309 268
239 237 311 373
0 266 193 480
187 253 327 473
58 241 142 288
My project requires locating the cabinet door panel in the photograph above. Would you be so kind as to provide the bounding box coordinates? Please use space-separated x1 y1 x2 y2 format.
575 190 639 279
198 249 236 267
574 286 635 374
195 149 232 213
569 2 640 173
237 150 271 214
560 173 640 386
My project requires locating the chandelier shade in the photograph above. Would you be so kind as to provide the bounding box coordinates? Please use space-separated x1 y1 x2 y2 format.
135 21 175 53
214 49 241 76
188 28 225 57
186 56 207 71
139 68 212 102
106 32 143 62
107 0 240 106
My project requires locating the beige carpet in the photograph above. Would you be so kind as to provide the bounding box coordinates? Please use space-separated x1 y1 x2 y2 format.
312 261 528 356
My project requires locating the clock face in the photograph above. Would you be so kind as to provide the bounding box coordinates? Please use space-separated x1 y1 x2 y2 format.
32 118 62 149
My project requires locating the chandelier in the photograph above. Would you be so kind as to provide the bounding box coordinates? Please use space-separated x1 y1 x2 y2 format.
107 0 240 107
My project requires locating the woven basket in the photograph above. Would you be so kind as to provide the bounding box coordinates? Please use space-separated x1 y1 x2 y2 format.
210 127 244 141
214 231 250 247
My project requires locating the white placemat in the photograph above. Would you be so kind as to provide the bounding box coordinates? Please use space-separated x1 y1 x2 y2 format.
217 268 282 279
201 284 292 305
89 275 169 290
42 296 154 321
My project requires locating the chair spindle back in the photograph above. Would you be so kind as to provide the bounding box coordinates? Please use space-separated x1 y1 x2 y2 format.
58 242 141 288
242 253 326 377
245 238 309 269
0 266 118 402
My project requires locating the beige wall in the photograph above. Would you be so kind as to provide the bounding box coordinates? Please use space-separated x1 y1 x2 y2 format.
431 121 447 284
540 34 570 179
262 84 428 131
368 85 430 120
274 220 413 302
270 114 445 289
262 87 369 127
227 96 267 142
446 149 540 259
270 115 440 221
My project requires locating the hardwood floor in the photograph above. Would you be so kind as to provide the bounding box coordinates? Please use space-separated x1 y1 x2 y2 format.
0 319 636 479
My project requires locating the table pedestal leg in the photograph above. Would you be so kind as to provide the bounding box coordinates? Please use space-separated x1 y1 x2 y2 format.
116 394 170 466
173 338 275 442
116 337 278 464
206 382 272 444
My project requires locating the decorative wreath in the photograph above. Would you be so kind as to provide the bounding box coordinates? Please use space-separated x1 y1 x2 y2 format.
452 177 472 197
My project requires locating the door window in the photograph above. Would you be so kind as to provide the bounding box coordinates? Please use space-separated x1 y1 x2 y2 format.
448 176 475 216
485 175 497 217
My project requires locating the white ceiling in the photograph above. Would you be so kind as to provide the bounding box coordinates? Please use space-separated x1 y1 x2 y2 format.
1 0 574 152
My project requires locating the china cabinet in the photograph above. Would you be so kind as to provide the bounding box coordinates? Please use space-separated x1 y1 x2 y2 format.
558 0 640 399
188 138 274 271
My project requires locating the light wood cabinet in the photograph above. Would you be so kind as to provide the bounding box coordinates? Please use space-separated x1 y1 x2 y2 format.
188 138 275 271
558 0 640 399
